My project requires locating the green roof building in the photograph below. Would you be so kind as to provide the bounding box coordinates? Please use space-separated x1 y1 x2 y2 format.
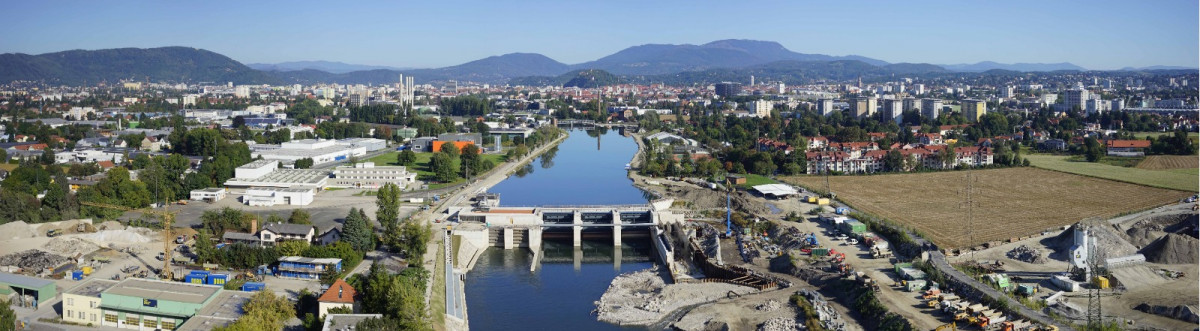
97 278 222 330
0 272 57 309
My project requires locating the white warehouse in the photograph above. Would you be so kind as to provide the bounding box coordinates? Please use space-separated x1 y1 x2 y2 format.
248 138 388 166
243 187 315 206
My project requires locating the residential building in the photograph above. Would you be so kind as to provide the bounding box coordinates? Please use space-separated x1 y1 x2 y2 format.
317 279 356 318
962 99 987 122
1106 140 1151 157
276 256 343 280
921 99 942 119
260 222 315 245
852 97 877 118
1064 89 1089 111
714 82 742 98
755 138 794 154
322 314 383 331
817 98 836 116
749 100 773 118
883 99 903 123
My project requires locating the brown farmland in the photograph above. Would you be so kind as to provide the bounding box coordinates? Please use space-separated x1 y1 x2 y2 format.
784 168 1189 248
1135 155 1199 170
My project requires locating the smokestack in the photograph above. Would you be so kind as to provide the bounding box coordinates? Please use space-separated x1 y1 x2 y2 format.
250 218 257 234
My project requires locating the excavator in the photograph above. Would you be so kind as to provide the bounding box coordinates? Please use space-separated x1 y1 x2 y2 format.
81 201 179 280
933 322 956 331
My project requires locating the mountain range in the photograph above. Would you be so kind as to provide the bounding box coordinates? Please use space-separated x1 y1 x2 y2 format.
1 40 1193 86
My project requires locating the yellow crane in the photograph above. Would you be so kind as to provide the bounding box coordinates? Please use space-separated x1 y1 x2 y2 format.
80 201 180 280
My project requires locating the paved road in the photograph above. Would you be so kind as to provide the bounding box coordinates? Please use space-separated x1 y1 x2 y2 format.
444 230 464 320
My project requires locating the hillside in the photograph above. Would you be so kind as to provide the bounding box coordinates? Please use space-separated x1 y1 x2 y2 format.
573 39 889 75
940 61 1087 72
248 60 404 73
0 47 280 85
629 60 889 85
511 69 620 88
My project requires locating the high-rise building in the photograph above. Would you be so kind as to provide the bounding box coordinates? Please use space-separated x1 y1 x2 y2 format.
913 84 926 95
234 86 250 98
962 99 987 122
715 82 742 98
750 75 755 86
852 97 877 118
749 100 772 118
1064 89 1089 111
902 97 921 113
817 98 835 116
921 99 942 119
1000 86 1015 98
443 80 458 94
883 99 903 123
777 83 786 94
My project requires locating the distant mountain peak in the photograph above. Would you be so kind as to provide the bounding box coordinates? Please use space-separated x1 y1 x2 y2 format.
941 61 1086 72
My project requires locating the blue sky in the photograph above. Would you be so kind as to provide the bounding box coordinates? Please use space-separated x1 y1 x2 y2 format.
1 0 1196 70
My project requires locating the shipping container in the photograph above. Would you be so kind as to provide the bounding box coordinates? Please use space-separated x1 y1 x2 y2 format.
207 273 229 285
72 270 84 280
1093 276 1109 289
185 270 210 284
812 248 830 257
807 196 818 203
241 282 265 292
840 220 867 234
1051 275 1081 292
906 279 927 292
817 198 831 205
835 207 849 215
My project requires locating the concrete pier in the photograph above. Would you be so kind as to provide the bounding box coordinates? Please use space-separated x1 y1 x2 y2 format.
503 227 514 250
573 211 583 247
612 210 622 246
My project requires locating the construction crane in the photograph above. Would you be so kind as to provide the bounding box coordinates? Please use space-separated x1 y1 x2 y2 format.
80 201 179 280
724 178 735 237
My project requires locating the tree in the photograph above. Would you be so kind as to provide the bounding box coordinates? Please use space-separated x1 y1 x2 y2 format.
294 158 314 169
278 240 309 256
0 298 15 331
342 208 375 252
441 141 460 158
40 148 55 165
397 221 431 259
288 209 312 224
883 149 905 172
215 289 295 331
429 153 458 182
1084 137 1104 162
79 167 152 219
397 150 417 166
232 116 246 129
0 148 6 163
376 182 402 237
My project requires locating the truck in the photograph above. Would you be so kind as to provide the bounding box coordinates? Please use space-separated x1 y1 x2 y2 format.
47 229 63 237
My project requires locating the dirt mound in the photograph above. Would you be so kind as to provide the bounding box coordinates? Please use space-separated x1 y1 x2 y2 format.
1045 221 1137 261
97 221 125 230
0 221 37 240
1140 233 1199 264
81 230 152 244
1135 303 1199 323
1124 227 1166 248
0 250 69 270
1006 245 1047 264
758 317 801 331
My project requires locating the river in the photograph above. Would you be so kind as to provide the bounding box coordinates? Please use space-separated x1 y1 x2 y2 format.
465 129 657 330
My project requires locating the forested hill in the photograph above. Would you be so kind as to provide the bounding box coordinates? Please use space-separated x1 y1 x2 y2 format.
0 47 282 85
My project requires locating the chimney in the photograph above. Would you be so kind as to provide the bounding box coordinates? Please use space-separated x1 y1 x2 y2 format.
338 286 343 298
250 218 258 234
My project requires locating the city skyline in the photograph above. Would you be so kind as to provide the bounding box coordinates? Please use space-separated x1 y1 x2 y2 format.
0 0 1197 70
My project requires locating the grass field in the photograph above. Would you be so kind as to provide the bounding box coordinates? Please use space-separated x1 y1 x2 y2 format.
366 151 506 185
738 173 779 188
784 167 1189 248
1136 155 1199 170
1026 154 1197 191
1130 131 1199 142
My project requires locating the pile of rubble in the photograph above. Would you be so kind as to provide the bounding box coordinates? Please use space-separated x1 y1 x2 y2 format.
755 299 782 312
1005 245 1047 264
757 317 801 331
0 250 69 270
594 267 756 326
1135 303 1199 323
44 237 102 257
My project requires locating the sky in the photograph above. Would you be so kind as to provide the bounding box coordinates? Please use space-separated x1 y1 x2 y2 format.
1 0 1197 70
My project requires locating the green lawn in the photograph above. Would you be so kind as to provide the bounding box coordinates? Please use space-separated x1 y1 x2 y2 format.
738 173 779 188
365 151 505 186
1026 154 1196 191
1129 131 1199 140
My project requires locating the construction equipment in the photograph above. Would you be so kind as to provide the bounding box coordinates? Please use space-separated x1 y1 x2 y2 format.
934 322 956 331
922 288 942 299
81 201 179 280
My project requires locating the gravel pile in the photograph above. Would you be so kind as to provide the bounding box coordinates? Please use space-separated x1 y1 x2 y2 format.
756 299 782 312
594 267 756 326
1140 233 1199 264
1005 245 1047 264
758 317 801 331
81 230 151 244
0 250 69 270
1135 303 1199 323
0 221 38 240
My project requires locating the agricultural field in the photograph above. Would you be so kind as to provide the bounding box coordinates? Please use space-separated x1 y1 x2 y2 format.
784 167 1189 248
1136 155 1199 170
1026 154 1197 191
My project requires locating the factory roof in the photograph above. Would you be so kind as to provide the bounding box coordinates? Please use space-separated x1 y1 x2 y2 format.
0 272 56 289
176 290 252 331
752 184 800 197
224 169 330 188
65 279 119 297
103 278 221 305
238 159 278 169
278 256 342 265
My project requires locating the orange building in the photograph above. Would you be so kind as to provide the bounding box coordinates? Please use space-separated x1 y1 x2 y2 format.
431 141 475 152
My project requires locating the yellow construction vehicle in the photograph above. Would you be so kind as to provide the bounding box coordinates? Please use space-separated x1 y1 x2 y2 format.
933 322 956 331
81 201 179 280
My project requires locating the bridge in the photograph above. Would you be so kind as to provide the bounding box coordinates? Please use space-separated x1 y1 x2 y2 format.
555 119 640 130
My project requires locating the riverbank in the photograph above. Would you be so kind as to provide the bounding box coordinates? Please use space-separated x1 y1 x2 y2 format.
422 130 570 331
593 267 758 326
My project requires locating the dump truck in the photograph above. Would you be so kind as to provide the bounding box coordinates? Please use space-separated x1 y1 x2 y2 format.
975 310 1006 329
871 246 893 258
47 229 63 237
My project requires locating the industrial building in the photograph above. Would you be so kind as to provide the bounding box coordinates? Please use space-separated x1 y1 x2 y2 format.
277 256 343 280
189 188 227 202
63 279 119 325
242 187 316 206
96 278 223 330
176 290 253 330
0 272 58 309
224 160 330 190
330 162 418 189
248 138 384 165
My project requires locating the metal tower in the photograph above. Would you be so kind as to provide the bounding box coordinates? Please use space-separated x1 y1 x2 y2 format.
1086 228 1103 329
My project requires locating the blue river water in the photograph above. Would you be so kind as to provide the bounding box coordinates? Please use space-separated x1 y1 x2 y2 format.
466 129 656 330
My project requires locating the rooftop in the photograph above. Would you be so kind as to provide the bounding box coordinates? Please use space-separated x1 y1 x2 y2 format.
103 278 221 305
238 159 278 170
318 279 356 304
225 169 330 187
65 278 119 297
279 256 342 265
0 272 56 289
263 222 314 236
322 314 383 331
752 184 800 197
178 290 252 331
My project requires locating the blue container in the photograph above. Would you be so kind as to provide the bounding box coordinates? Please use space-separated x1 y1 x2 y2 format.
835 207 849 215
206 274 228 285
185 270 210 284
72 270 84 280
241 282 265 292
